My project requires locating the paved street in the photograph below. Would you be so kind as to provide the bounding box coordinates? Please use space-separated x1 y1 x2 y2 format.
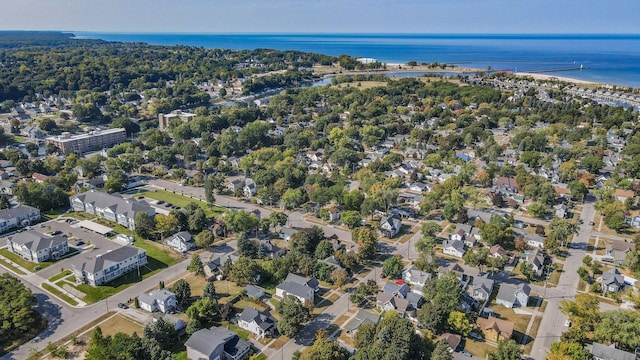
528 200 596 360
1 253 199 360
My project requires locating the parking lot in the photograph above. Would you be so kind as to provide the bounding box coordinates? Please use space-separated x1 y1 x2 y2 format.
36 217 125 279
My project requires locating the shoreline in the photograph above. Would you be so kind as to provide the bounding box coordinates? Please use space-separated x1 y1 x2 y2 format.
314 63 602 86
513 71 598 85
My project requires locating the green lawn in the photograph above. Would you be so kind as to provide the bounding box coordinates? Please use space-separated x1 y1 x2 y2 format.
42 283 79 306
92 218 180 266
142 190 225 218
0 258 26 275
73 256 172 303
174 352 187 360
49 269 73 282
228 323 251 340
42 208 69 219
0 249 55 272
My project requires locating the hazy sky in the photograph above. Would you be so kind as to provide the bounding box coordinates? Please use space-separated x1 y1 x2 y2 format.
1 0 639 34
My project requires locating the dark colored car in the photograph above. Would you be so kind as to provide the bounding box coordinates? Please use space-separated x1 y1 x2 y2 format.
118 303 128 309
51 230 62 235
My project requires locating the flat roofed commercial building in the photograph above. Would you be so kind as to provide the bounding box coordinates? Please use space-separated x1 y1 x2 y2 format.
158 110 196 130
45 128 127 155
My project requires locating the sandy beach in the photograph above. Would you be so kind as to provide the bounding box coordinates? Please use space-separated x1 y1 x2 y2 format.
513 71 597 85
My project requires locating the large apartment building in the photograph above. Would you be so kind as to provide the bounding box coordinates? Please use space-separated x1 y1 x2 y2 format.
70 190 155 230
158 110 196 130
6 230 68 263
45 128 127 155
0 205 40 233
72 245 147 286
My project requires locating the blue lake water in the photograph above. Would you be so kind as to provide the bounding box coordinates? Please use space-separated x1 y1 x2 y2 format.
73 33 640 87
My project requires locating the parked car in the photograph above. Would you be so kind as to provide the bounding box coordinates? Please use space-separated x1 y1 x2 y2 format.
564 319 571 327
118 303 128 309
459 350 473 357
50 230 62 235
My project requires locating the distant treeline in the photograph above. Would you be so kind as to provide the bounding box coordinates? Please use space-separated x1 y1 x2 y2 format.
0 32 341 102
0 31 105 49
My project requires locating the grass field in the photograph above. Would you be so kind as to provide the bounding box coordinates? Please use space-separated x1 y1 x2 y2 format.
214 279 244 302
42 283 79 306
72 256 172 303
492 305 531 334
0 258 25 275
142 190 225 218
465 339 496 358
0 248 55 272
332 81 387 89
49 269 73 282
184 273 208 297
100 315 143 336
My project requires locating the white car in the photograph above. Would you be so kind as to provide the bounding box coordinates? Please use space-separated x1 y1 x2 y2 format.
564 319 571 327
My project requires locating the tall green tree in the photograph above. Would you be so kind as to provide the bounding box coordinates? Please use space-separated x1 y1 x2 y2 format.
188 255 204 276
169 279 191 306
299 337 350 360
488 339 523 360
276 295 310 337
0 273 42 347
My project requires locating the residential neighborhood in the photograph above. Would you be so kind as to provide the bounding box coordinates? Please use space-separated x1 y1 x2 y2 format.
0 35 639 360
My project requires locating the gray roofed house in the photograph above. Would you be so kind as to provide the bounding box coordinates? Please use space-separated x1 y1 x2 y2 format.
516 230 545 249
72 245 147 286
526 248 547 277
443 239 465 258
588 342 637 360
0 205 40 233
496 283 530 308
402 265 432 293
344 309 380 336
70 190 155 230
237 308 276 338
204 257 222 279
406 292 424 310
471 275 495 301
244 284 266 299
185 327 251 360
376 293 410 317
467 209 495 224
138 289 177 313
166 231 194 254
275 281 314 305
380 214 402 238
601 268 626 293
285 273 319 292
279 227 297 242
383 282 411 298
6 230 68 263
605 240 635 266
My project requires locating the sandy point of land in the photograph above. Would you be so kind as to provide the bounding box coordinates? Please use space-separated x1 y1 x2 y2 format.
514 71 597 85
